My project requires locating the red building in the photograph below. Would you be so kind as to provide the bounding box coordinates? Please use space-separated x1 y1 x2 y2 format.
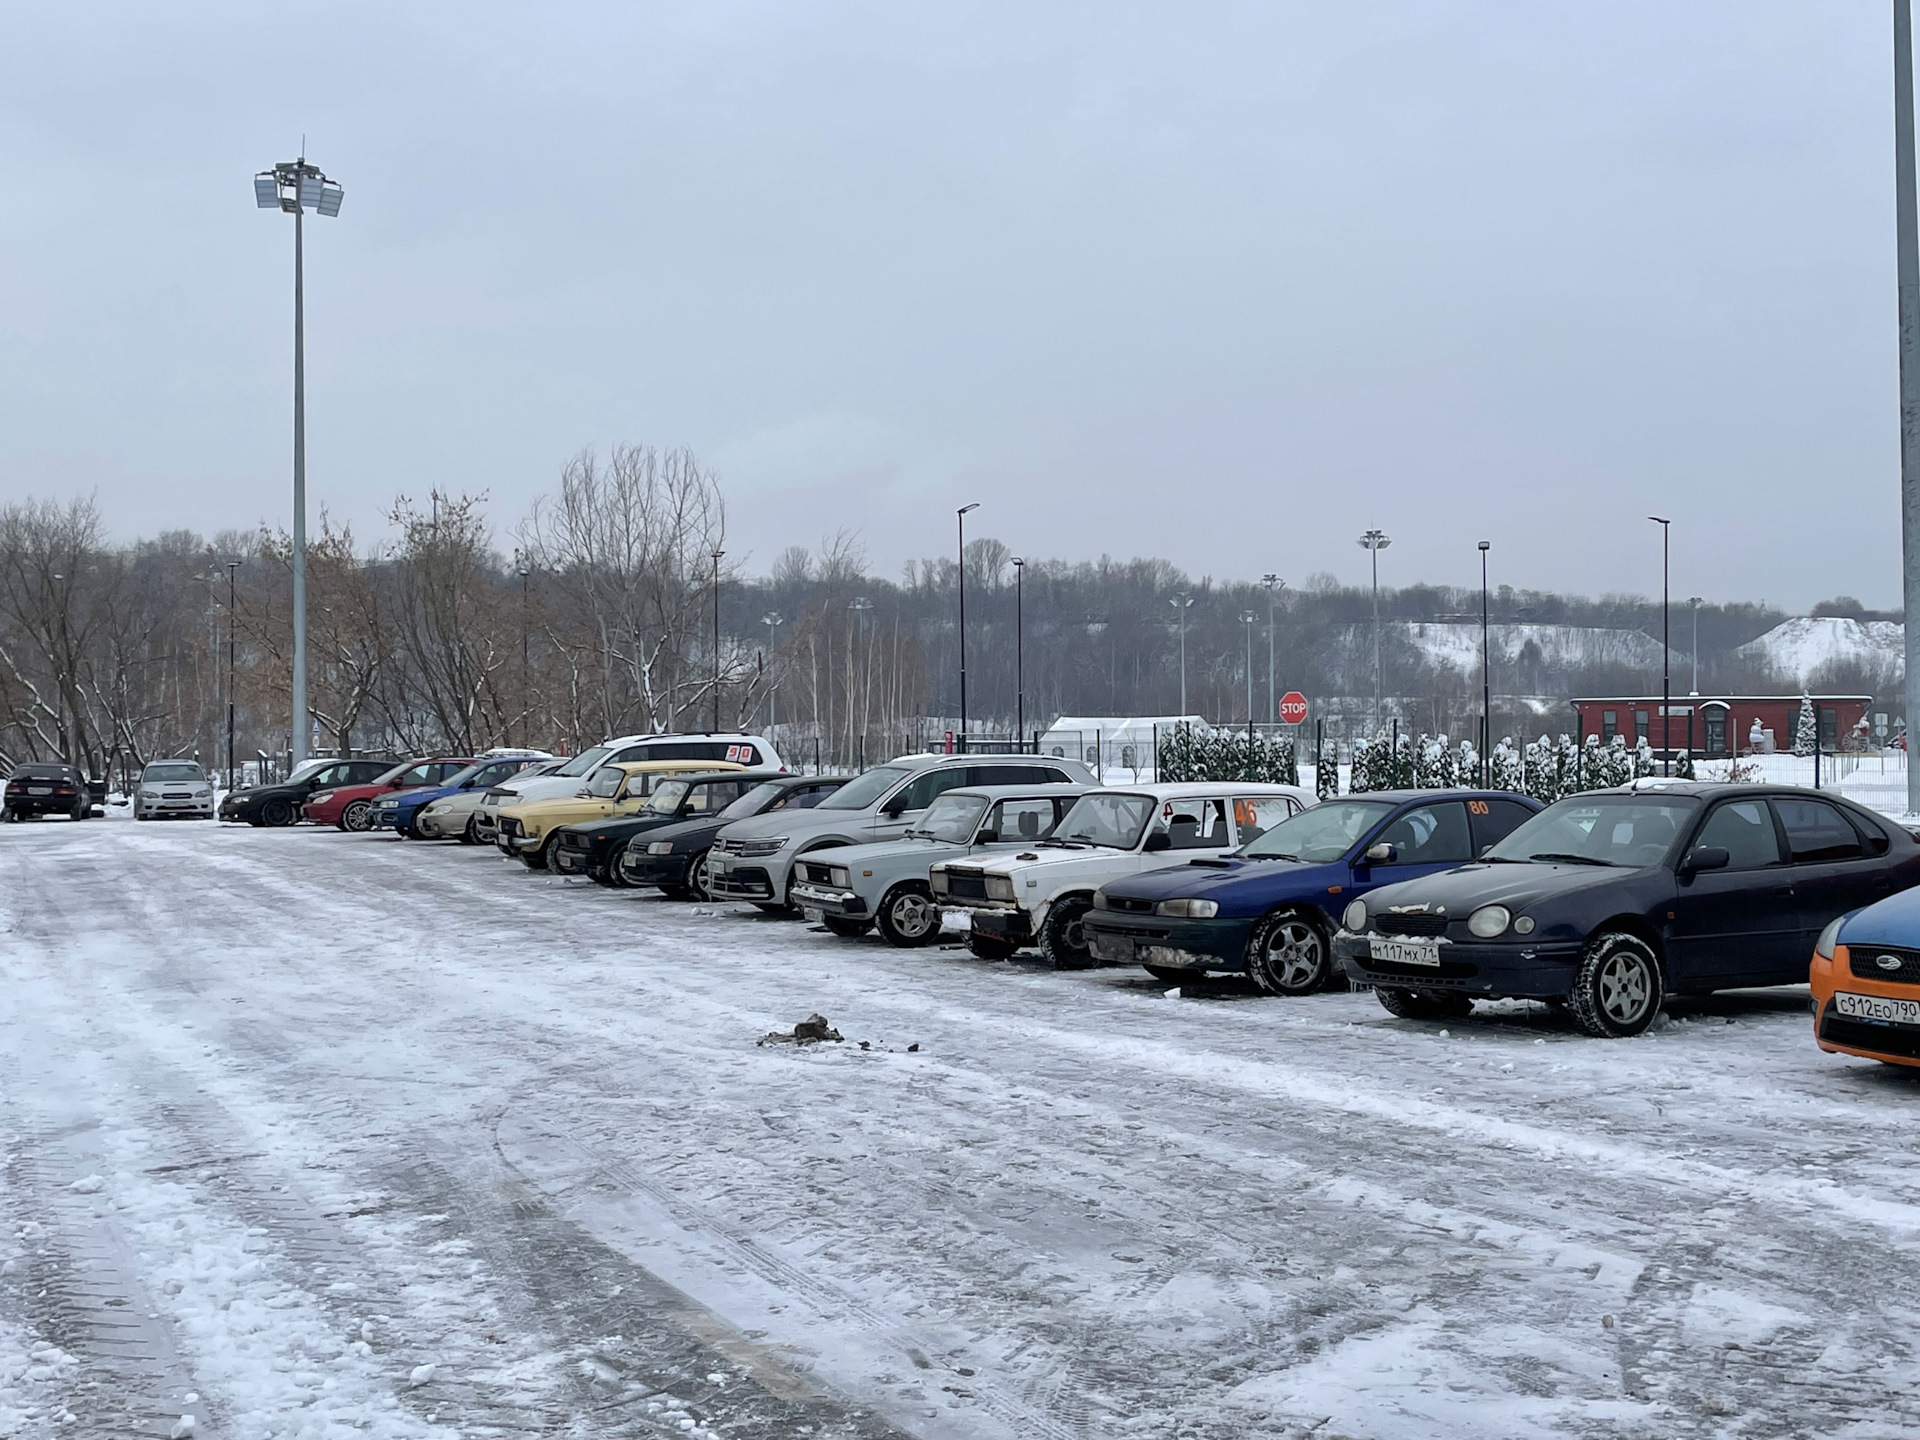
1569 694 1875 758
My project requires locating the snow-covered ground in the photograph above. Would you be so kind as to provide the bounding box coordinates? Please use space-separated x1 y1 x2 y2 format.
1737 617 1904 685
5 821 1920 1439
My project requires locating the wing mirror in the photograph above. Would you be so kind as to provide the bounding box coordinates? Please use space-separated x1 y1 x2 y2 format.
975 830 998 844
1364 841 1398 865
1144 831 1173 853
1681 846 1730 875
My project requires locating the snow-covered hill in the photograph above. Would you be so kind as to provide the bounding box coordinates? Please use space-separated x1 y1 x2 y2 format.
1736 617 1904 685
1399 622 1666 675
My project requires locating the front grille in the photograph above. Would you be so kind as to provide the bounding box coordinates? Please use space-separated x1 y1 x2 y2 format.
798 860 836 885
560 832 588 849
1092 921 1169 941
1375 913 1450 938
1848 947 1920 985
1106 896 1155 915
946 873 988 902
1822 1007 1920 1060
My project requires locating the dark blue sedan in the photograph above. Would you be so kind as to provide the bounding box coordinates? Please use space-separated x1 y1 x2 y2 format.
1083 789 1541 993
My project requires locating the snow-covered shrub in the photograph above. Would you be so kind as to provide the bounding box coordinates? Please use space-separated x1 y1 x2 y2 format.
1675 749 1695 780
1315 739 1339 798
1156 724 1299 785
1793 694 1817 756
1632 737 1656 780
1490 737 1523 793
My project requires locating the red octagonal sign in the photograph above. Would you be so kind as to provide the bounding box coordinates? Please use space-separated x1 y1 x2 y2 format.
1279 691 1309 725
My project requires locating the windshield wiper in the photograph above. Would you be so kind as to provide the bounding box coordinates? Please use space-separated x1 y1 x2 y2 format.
1254 852 1300 862
1527 852 1618 867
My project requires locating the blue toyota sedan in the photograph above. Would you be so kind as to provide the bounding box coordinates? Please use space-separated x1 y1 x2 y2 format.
1083 789 1541 993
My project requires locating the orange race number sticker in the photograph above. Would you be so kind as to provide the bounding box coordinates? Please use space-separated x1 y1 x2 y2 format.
1467 800 1490 815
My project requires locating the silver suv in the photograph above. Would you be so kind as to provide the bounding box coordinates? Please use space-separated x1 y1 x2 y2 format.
707 753 1097 911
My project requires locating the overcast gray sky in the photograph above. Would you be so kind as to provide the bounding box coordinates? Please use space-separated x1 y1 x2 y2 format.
0 2 1904 610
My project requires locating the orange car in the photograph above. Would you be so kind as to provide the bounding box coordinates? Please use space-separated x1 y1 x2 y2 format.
1811 891 1920 1069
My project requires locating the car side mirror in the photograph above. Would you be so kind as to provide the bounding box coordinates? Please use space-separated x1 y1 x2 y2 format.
1682 845 1730 875
1365 841 1398 865
881 798 908 818
1144 831 1172 853
975 830 998 844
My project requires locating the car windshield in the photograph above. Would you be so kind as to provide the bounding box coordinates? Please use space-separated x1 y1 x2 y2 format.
282 758 334 787
585 765 628 799
910 794 989 843
1486 795 1699 868
644 780 692 815
441 762 490 788
1241 799 1393 862
1053 792 1156 850
142 763 203 783
818 765 912 810
556 746 611 778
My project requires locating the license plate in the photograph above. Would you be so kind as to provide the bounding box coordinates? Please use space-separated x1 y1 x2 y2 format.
802 907 824 923
1835 991 1920 1027
28 787 49 795
1370 936 1441 968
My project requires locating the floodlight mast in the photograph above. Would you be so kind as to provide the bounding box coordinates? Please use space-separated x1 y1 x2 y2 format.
254 156 343 764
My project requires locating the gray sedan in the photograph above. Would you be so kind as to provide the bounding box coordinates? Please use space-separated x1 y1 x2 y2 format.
789 784 1088 945
134 760 216 820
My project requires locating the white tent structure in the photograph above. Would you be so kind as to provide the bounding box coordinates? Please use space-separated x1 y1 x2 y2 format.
1037 716 1211 778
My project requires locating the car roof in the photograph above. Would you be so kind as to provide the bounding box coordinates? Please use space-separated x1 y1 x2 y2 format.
607 758 748 774
1343 788 1542 805
658 767 788 783
598 731 769 746
879 752 1083 770
1099 782 1307 799
935 784 1091 800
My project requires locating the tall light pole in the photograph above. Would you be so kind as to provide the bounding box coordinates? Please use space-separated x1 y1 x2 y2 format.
763 612 784 742
1261 574 1282 724
1650 516 1672 775
956 503 979 751
1478 541 1492 785
1688 596 1704 696
849 596 874 764
1241 610 1257 743
711 549 725 732
1898 0 1920 812
1012 557 1026 748
255 155 343 765
1170 593 1194 714
226 559 241 789
1358 530 1391 735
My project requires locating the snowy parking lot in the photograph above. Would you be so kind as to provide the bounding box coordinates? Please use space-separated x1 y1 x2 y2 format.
5 820 1920 1440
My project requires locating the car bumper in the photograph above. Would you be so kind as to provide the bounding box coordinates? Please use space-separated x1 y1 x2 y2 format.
137 799 215 818
708 856 782 901
412 809 460 838
970 908 1036 945
1083 913 1258 971
790 882 869 918
551 844 597 876
618 851 689 888
1811 949 1920 1068
1334 933 1587 997
9 795 82 815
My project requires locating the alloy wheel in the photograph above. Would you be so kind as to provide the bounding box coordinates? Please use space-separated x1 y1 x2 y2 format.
1597 951 1654 1027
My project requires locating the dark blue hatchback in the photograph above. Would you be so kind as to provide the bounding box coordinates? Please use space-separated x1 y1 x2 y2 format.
1083 789 1541 993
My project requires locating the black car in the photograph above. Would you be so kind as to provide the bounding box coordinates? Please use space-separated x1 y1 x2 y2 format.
1336 782 1920 1037
218 756 396 827
4 763 100 821
616 773 849 899
552 769 784 884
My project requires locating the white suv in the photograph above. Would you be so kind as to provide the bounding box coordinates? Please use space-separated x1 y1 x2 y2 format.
932 782 1314 966
472 732 782 845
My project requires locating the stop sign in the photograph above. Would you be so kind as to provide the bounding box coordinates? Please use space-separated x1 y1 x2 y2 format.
1279 691 1309 725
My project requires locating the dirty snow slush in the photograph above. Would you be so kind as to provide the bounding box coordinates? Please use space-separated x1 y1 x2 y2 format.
2 820 1919 1438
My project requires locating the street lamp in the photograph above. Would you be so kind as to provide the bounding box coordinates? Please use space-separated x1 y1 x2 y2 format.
956 503 979 751
1896 0 1920 815
1358 530 1391 735
711 549 725 731
849 596 874 762
516 554 531 746
255 154 344 765
1261 574 1283 724
763 612 784 741
1241 611 1257 742
1012 557 1026 748
1688 596 1704 696
226 559 242 790
1478 541 1491 786
1650 516 1672 775
1170 593 1194 714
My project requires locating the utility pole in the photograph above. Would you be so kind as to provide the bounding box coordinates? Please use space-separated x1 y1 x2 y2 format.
1171 593 1194 714
1241 611 1257 745
1688 596 1703 695
1478 541 1491 786
711 549 725 732
1650 516 1672 775
1358 531 1391 735
1898 0 1920 812
1262 574 1282 725
226 559 241 789
1012 557 1025 747
763 612 784 742
956 504 979 751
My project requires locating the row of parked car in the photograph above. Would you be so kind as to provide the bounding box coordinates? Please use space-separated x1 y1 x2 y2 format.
203 731 1920 1063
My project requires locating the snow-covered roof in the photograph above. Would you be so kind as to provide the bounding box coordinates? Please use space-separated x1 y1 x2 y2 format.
1039 716 1210 745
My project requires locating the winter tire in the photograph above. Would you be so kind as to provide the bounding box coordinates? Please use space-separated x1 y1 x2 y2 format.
461 815 480 845
685 850 713 902
341 799 373 832
1246 910 1331 996
1042 898 1095 969
601 842 631 886
1567 930 1664 1038
967 930 1019 961
70 799 86 822
1374 986 1475 1022
260 798 295 827
822 916 874 938
876 883 940 948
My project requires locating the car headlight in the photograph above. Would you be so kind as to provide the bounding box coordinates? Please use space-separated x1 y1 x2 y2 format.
1342 899 1369 932
1156 898 1218 919
1816 916 1844 960
422 801 446 814
984 874 1016 901
193 786 211 796
828 865 852 888
1091 890 1110 910
310 790 334 805
1513 916 1535 935
930 869 950 895
1467 905 1511 939
646 841 675 855
140 786 159 798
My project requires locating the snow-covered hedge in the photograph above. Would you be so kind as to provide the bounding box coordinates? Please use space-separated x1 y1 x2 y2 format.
1155 724 1299 786
1343 729 1669 802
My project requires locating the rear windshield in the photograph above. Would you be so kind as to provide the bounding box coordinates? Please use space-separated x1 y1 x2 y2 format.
142 763 204 783
556 746 611 778
14 765 73 780
819 765 912 810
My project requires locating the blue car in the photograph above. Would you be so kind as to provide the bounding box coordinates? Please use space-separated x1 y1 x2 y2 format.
373 754 550 838
1082 789 1542 994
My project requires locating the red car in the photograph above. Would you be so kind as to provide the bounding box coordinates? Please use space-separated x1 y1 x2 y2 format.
303 757 476 831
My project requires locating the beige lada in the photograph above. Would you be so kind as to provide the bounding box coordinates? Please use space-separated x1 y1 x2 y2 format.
496 758 744 869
